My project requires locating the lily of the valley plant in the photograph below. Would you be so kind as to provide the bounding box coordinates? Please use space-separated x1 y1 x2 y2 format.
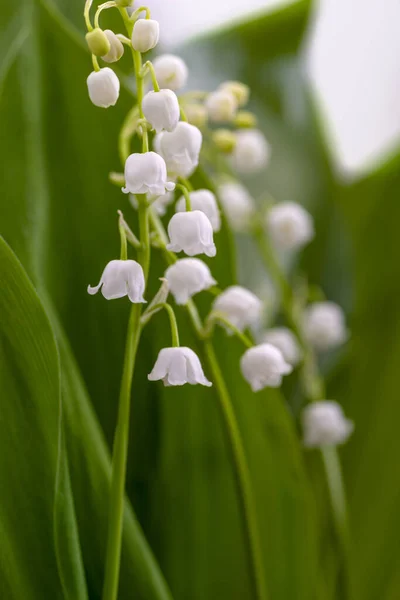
83 2 354 599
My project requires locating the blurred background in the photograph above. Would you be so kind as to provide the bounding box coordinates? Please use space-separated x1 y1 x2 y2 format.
1 1 400 599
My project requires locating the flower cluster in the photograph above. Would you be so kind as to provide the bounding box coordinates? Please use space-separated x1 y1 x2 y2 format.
84 1 353 442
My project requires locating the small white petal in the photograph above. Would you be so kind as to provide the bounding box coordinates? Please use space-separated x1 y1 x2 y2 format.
152 54 188 91
303 302 347 351
87 260 146 303
261 327 302 366
167 211 216 257
302 401 354 447
148 347 212 387
175 189 221 232
267 202 314 251
131 19 159 53
212 286 262 333
87 68 120 108
165 258 216 305
231 129 270 174
240 343 292 392
217 182 255 232
156 122 202 178
143 89 180 133
124 151 174 196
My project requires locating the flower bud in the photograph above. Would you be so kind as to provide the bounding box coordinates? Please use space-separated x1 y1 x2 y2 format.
157 122 202 178
205 90 237 123
176 189 221 232
87 68 120 108
241 344 292 391
167 211 216 257
262 327 302 367
234 110 257 129
267 202 314 251
88 260 146 303
213 286 262 333
212 129 237 154
142 89 180 133
184 104 208 129
217 182 255 231
131 19 159 53
303 302 347 352
302 401 354 447
152 54 188 91
165 258 216 305
231 129 270 174
101 30 124 63
219 81 250 107
148 347 212 387
86 28 111 57
123 151 175 196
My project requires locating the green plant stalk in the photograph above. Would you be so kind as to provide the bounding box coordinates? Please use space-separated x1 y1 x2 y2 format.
150 209 268 600
253 227 353 599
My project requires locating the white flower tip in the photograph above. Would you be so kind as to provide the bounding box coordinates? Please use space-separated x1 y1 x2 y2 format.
87 284 100 295
121 187 129 194
206 244 217 257
166 181 176 191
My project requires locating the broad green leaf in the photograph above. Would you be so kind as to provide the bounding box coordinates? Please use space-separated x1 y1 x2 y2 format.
0 236 87 600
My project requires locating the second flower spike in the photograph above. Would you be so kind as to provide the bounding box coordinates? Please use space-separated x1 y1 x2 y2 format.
148 347 212 386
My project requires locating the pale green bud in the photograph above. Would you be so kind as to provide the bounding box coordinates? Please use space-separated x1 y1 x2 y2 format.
219 81 250 107
234 110 257 129
212 129 237 154
102 30 124 63
184 104 208 129
86 28 111 57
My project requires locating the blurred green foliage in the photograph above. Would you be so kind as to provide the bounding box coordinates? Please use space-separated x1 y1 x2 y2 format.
1 1 400 599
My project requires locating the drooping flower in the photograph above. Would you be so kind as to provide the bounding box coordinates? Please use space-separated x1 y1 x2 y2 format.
218 80 250 107
175 189 221 232
205 90 237 123
212 286 262 332
167 211 216 257
152 54 188 91
156 122 202 178
148 347 212 386
231 129 270 174
262 327 302 366
131 18 159 53
217 182 255 231
165 258 216 305
240 343 292 391
142 89 180 133
302 401 354 447
303 302 347 351
87 260 146 303
87 68 120 108
101 30 124 63
267 202 314 251
122 151 175 196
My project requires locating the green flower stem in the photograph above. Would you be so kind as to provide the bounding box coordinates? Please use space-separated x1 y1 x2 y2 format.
142 61 160 92
102 303 142 600
84 0 93 31
176 183 192 211
149 209 268 600
137 197 150 283
253 226 353 599
204 314 253 349
94 1 117 29
141 302 180 347
130 6 151 21
118 216 128 260
92 54 100 72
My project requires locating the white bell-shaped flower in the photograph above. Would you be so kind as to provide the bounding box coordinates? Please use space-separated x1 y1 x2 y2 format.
262 327 302 367
87 68 120 108
87 260 146 303
165 258 216 305
217 182 255 231
303 302 347 351
148 190 174 216
101 30 124 63
131 18 159 53
167 211 216 257
142 89 180 133
240 343 292 391
205 90 238 123
152 54 188 91
122 151 175 196
267 202 314 251
157 122 202 178
212 286 262 332
175 189 221 232
218 80 250 107
231 129 270 174
302 401 354 447
148 347 212 387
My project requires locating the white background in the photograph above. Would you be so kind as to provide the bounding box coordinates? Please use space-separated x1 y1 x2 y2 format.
145 0 400 177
